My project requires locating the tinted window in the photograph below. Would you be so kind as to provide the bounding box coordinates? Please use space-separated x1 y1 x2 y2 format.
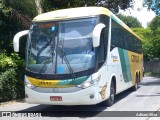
111 19 142 54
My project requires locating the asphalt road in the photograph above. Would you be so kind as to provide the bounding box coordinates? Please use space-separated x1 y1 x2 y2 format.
0 76 160 120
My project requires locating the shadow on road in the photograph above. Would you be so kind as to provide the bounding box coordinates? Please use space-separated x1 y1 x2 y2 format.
136 94 160 97
17 104 107 117
135 77 160 97
140 80 160 86
140 77 160 86
114 88 135 104
17 89 134 117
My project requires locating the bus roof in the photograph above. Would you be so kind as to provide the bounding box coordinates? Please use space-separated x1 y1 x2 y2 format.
33 7 141 41
33 7 110 22
110 13 142 40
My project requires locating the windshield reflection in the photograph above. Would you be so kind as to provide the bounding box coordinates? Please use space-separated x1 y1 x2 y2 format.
26 17 97 75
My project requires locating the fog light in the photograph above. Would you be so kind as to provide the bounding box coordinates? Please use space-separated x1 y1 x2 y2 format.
90 94 94 99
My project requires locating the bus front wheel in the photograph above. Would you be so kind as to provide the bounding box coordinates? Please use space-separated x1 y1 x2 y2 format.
106 81 115 107
100 81 115 107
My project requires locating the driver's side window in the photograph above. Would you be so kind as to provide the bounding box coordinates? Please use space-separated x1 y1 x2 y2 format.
97 27 109 68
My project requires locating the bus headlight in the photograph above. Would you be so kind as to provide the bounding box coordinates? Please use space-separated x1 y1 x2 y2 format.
26 83 36 89
77 76 101 89
25 77 37 89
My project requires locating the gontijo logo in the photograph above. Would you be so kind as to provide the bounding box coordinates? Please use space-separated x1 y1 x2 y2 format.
131 55 139 62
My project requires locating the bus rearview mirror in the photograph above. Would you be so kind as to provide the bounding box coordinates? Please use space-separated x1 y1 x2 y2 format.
92 23 105 47
13 30 29 52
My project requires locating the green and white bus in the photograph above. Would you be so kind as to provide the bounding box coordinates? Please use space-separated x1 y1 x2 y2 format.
13 7 143 106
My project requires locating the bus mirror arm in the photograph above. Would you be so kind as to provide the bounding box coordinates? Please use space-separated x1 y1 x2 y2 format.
92 23 105 47
13 30 29 52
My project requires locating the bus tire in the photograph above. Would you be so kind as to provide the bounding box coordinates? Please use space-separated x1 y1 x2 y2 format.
100 81 115 107
132 75 139 91
106 81 115 107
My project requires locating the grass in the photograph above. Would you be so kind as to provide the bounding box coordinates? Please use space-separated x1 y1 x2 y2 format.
144 72 160 77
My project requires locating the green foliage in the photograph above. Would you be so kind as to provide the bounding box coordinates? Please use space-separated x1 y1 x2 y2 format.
118 14 142 28
148 16 160 60
0 0 31 102
0 52 25 102
41 0 133 14
1 0 37 17
145 72 160 77
0 68 17 102
132 16 160 61
132 28 154 61
0 0 37 30
149 16 160 31
41 0 87 12
0 0 37 53
97 0 134 14
144 0 160 15
0 53 16 69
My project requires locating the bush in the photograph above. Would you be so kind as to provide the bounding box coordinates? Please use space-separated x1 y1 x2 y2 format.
0 52 25 102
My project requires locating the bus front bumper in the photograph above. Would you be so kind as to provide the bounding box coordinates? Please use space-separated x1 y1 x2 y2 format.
25 86 99 105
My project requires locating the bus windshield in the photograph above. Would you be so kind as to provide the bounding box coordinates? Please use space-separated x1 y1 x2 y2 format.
26 17 97 75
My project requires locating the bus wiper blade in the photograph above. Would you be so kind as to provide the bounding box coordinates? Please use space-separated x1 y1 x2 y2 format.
59 48 76 80
38 59 52 74
38 42 54 74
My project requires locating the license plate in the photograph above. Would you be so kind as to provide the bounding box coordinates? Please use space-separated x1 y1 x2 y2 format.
50 96 62 101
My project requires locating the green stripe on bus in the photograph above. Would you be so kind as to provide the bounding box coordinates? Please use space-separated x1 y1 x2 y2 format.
56 76 89 86
111 14 122 26
118 48 132 83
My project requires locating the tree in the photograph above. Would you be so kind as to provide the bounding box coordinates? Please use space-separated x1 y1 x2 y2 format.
132 16 160 61
149 16 160 30
0 0 37 28
35 0 43 14
144 0 160 15
96 0 134 14
41 0 134 14
0 0 38 102
148 16 160 59
132 28 154 61
117 14 142 28
0 0 37 52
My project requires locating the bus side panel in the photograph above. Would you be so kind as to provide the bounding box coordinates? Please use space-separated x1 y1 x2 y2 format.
107 48 129 95
97 64 110 102
118 48 132 83
128 51 143 86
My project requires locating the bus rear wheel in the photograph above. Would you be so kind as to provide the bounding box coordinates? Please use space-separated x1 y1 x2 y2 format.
132 75 139 91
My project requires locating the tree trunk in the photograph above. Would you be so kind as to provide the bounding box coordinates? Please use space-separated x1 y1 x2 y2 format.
35 0 43 14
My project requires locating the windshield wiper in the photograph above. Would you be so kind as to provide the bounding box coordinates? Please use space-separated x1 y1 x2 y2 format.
37 42 50 64
38 43 55 74
38 59 52 74
59 47 76 80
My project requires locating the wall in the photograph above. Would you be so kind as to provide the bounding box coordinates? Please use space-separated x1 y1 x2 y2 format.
144 60 160 73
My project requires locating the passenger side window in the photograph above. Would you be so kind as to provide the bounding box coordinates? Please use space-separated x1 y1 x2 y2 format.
111 19 142 54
